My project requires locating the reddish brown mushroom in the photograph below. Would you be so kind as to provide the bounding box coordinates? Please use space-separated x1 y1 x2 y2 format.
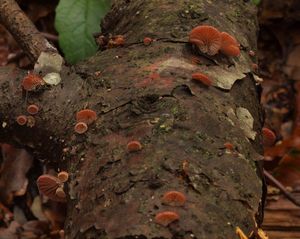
220 32 240 57
58 171 69 183
224 142 234 151
76 109 97 125
262 127 276 146
162 191 186 206
36 175 65 202
127 140 142 152
27 104 39 115
191 73 212 86
189 25 222 56
143 37 153 46
22 73 45 91
55 187 66 199
16 115 27 125
155 211 179 226
74 122 88 134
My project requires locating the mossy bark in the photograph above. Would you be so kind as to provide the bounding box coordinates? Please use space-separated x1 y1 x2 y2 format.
0 0 264 238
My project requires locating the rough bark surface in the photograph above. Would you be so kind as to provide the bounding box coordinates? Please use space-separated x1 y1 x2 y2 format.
0 0 264 238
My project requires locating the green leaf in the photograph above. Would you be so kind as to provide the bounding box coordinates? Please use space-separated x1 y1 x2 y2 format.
251 0 261 5
55 0 110 64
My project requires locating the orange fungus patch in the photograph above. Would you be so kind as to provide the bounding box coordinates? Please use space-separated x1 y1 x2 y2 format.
127 140 142 152
162 191 186 206
220 32 240 57
76 109 97 125
74 122 88 134
16 115 27 125
155 211 179 226
192 73 212 86
189 25 222 55
27 104 39 115
22 73 45 91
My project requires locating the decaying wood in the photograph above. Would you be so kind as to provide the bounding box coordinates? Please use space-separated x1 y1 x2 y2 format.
0 0 265 238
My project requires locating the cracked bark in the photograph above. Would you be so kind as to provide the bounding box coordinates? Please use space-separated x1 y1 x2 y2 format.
0 0 265 238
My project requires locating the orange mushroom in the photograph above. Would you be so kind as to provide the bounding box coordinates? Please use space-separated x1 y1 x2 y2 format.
143 37 153 46
37 175 65 202
27 104 39 115
22 73 45 91
162 191 186 206
224 142 234 151
155 211 179 226
55 187 66 199
127 140 142 152
189 25 222 56
74 122 88 134
191 73 212 86
220 32 240 57
58 171 69 183
76 109 97 125
16 115 27 126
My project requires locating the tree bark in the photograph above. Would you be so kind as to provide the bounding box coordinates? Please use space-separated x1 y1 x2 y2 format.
0 0 265 238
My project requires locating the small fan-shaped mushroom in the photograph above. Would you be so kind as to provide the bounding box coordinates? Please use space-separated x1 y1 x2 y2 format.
76 109 97 125
127 141 142 152
192 73 212 86
36 175 65 202
74 122 88 134
189 25 222 56
22 73 45 91
155 211 179 226
220 32 240 56
162 191 186 206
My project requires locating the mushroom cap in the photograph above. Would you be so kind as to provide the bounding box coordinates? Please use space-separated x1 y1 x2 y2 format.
16 115 27 125
58 171 69 183
224 142 234 151
76 109 97 125
191 73 212 86
143 37 152 46
220 32 240 56
155 211 179 226
37 175 65 202
162 191 186 206
262 127 276 146
55 187 66 199
74 122 88 134
189 25 222 56
22 73 45 91
127 140 142 152
27 104 39 115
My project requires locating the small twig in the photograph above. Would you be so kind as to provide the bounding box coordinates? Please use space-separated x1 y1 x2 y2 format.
264 169 300 207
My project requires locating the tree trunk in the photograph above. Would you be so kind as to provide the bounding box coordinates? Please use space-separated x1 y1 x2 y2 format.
0 0 265 238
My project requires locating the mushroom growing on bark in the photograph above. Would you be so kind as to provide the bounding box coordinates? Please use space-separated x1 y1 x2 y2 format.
37 175 66 202
189 25 222 56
